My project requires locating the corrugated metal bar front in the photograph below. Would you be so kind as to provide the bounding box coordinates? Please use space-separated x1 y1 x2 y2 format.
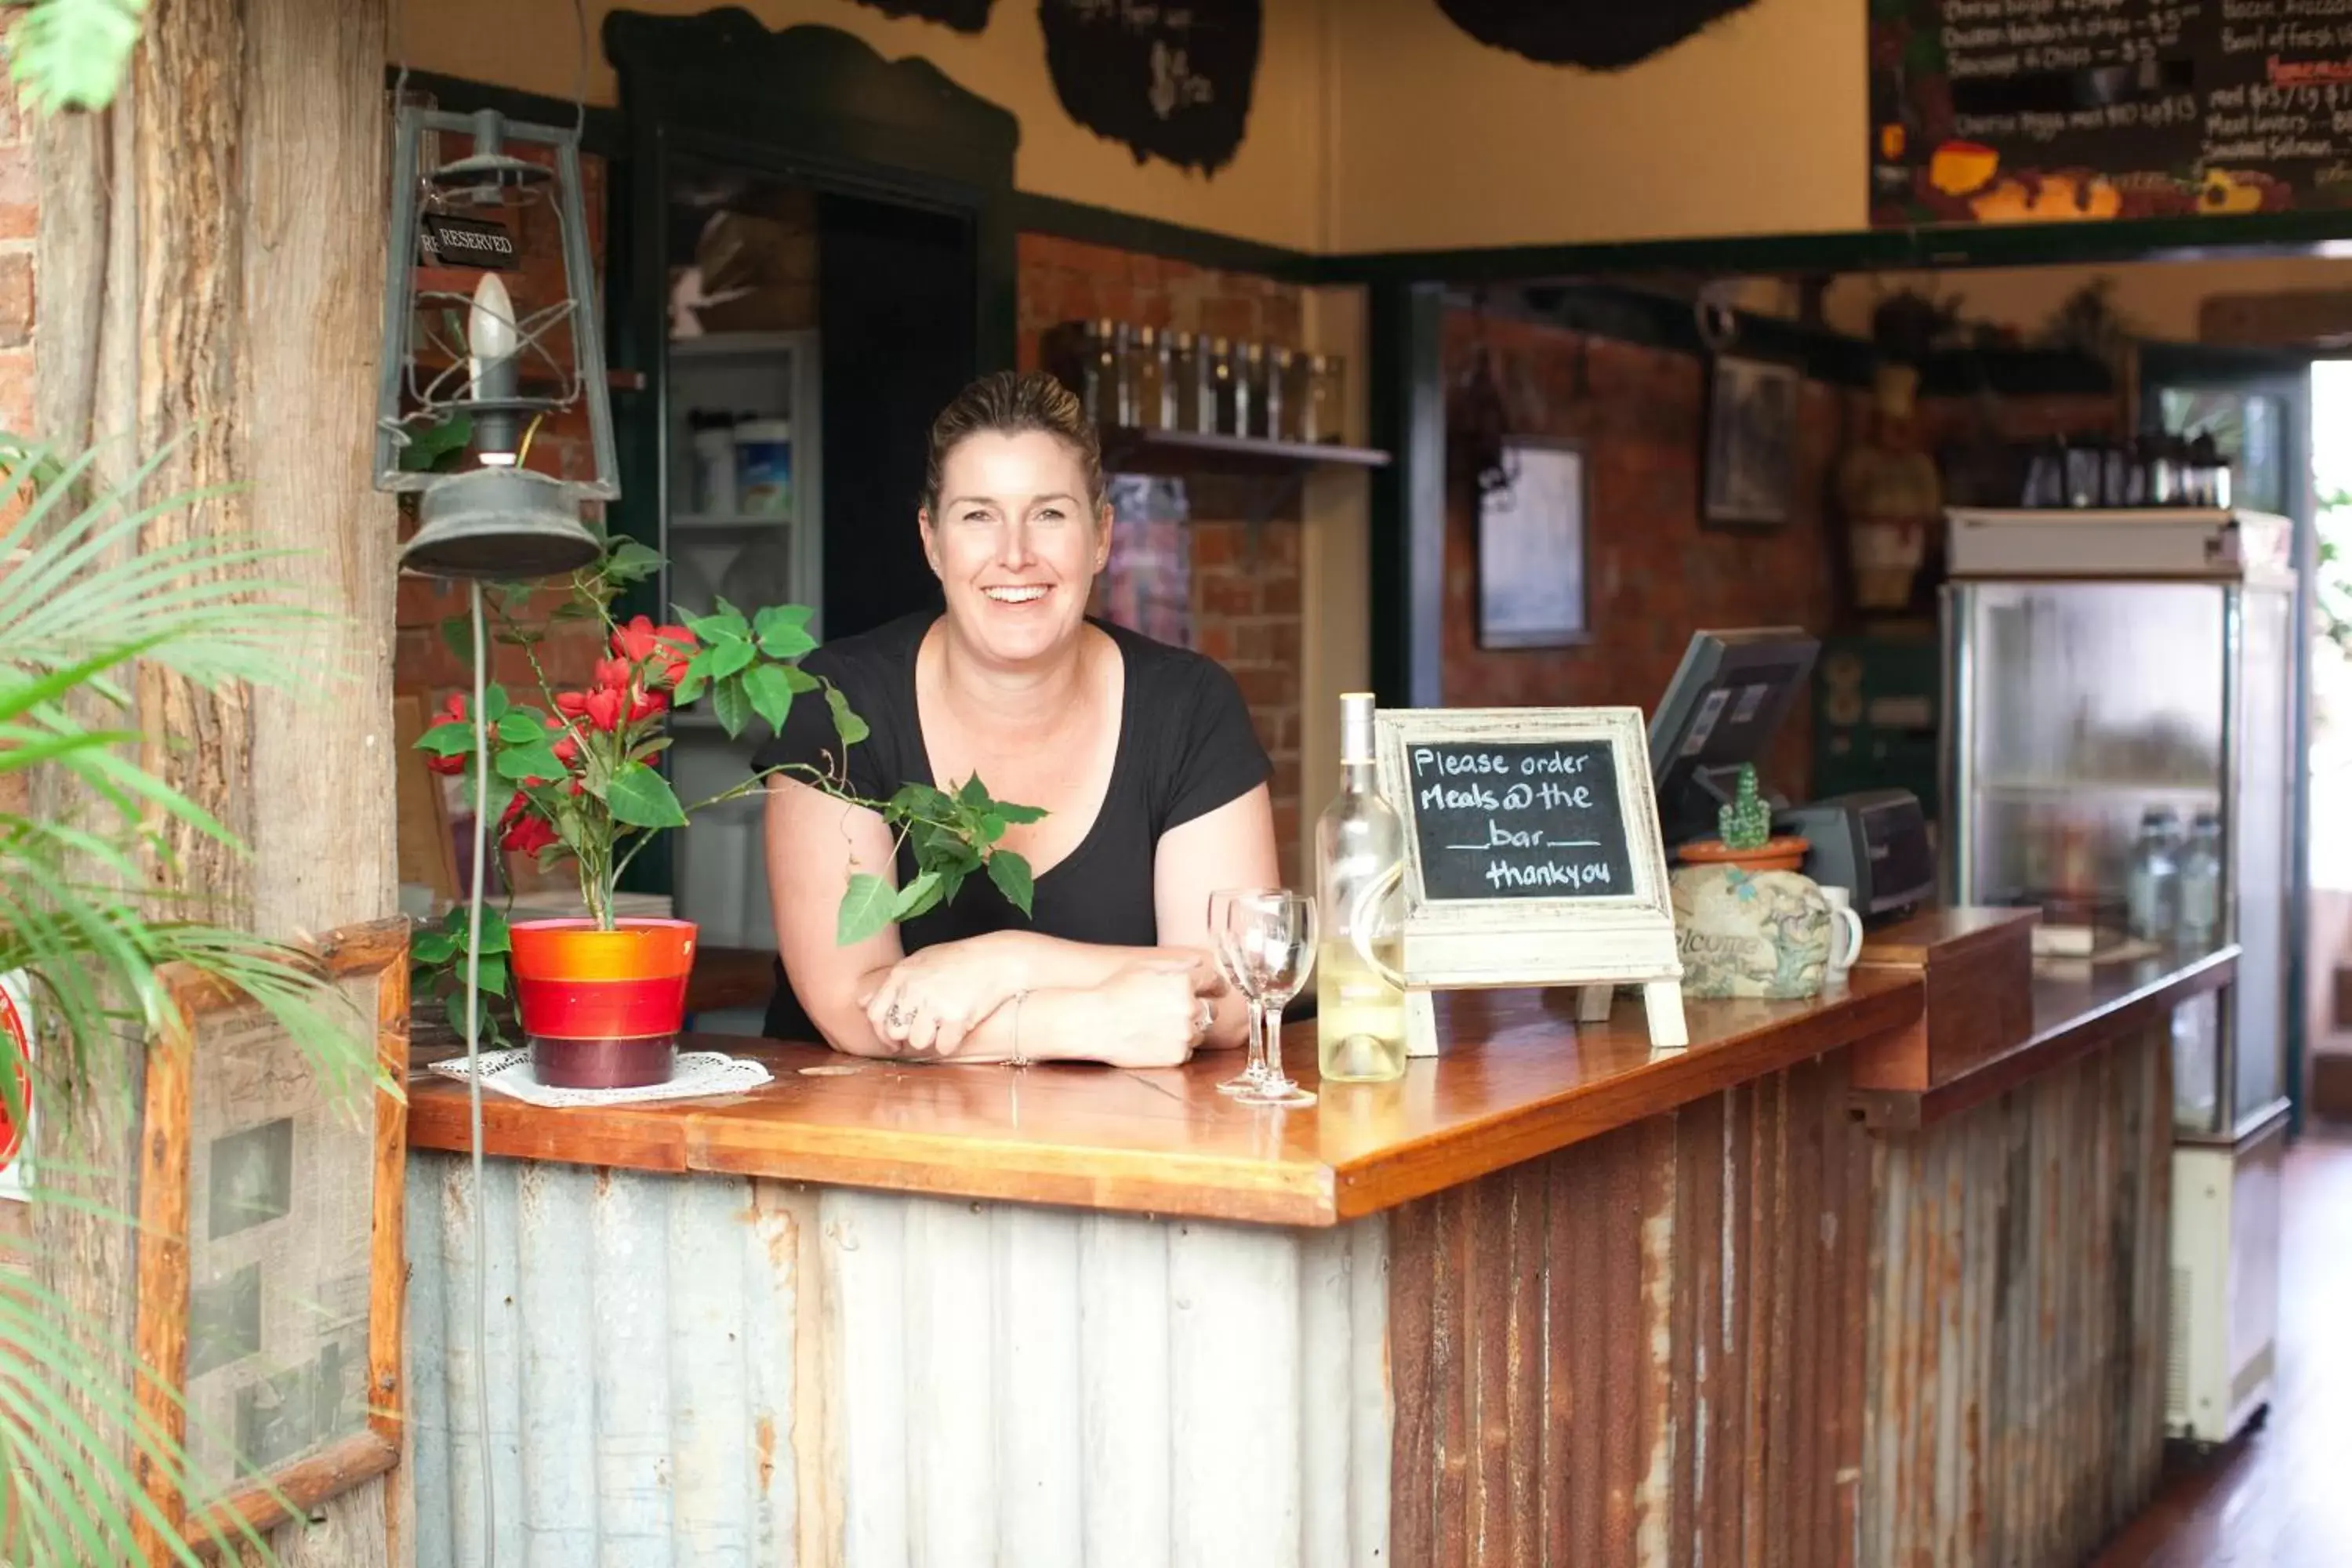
1385 1050 1875 1566
406 1155 1392 1567
1860 1021 2171 1566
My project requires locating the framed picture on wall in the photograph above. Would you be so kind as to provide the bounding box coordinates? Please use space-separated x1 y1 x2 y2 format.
1702 353 1800 529
1475 437 1589 650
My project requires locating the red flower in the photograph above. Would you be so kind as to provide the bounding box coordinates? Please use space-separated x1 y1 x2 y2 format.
498 790 559 855
629 687 668 723
543 714 581 767
423 692 472 776
593 656 635 693
556 686 625 733
503 812 559 855
611 615 697 688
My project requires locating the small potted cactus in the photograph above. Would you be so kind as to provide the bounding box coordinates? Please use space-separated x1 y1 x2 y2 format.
1675 764 1809 873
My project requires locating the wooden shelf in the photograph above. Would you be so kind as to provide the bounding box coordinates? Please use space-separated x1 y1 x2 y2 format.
1096 426 1391 478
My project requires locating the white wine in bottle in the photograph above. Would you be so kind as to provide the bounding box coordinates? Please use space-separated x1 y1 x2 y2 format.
1316 692 1407 1082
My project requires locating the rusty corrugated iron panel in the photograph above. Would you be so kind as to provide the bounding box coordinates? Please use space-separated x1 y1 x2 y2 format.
1862 1022 2170 1567
1388 1052 1871 1565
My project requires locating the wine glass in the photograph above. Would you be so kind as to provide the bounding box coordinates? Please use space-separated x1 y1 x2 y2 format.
1209 887 1273 1095
1229 891 1317 1109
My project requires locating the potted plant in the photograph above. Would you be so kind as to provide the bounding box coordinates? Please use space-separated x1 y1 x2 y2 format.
410 540 1037 1087
1675 764 1808 873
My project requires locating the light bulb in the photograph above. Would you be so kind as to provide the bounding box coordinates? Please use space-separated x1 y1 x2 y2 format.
467 272 521 464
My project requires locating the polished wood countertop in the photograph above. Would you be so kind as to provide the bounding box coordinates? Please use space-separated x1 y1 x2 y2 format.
1852 943 2238 1131
407 970 1925 1227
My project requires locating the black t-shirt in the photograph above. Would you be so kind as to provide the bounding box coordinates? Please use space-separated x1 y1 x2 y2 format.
748 612 1270 1041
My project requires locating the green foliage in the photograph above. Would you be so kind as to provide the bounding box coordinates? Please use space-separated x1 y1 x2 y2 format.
0 432 381 1561
1717 764 1773 852
5 0 144 115
417 539 1039 956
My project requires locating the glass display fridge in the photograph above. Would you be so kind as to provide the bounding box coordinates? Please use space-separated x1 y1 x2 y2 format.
1942 505 2295 1446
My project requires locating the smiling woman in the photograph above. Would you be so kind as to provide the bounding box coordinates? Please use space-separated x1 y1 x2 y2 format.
754 371 1281 1068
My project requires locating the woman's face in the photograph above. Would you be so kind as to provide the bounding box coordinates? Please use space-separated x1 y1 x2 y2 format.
920 430 1111 666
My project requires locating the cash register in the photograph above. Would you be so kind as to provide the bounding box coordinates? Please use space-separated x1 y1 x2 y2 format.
1648 627 1936 921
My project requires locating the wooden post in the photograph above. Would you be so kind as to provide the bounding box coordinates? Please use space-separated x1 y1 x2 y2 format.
31 0 397 1562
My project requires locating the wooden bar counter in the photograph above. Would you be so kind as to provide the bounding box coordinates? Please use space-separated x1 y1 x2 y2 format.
402 931 2233 1568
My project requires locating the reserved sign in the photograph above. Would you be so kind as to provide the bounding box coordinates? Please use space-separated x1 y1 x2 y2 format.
1373 706 1686 1053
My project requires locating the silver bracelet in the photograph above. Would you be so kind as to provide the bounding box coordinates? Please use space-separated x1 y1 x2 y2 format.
1008 989 1030 1069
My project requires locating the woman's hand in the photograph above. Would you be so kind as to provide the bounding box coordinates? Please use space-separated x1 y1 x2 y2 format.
1073 958 1225 1071
858 933 1026 1058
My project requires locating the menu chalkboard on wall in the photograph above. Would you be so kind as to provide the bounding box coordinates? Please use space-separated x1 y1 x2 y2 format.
1040 0 1262 174
1403 740 1635 902
1868 0 2352 227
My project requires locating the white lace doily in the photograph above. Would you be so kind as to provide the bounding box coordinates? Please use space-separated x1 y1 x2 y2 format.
429 1047 775 1108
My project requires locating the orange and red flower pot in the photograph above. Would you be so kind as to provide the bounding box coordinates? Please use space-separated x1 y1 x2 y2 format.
509 918 697 1089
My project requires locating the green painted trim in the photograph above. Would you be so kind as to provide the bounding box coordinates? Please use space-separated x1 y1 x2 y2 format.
1368 281 1446 709
1323 209 2352 286
1009 193 1320 282
1495 282 1882 389
383 67 627 158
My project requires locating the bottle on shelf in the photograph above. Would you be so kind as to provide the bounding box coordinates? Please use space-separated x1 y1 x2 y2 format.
1316 691 1408 1083
2177 808 2224 949
2125 805 2181 944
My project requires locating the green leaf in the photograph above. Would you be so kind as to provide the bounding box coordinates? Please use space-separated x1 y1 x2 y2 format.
686 608 750 644
474 953 510 998
495 740 565 782
412 930 457 965
606 762 689 827
891 870 942 921
495 711 544 744
957 773 992 810
477 904 512 954
784 666 820 694
441 615 476 663
994 801 1048 826
827 685 869 746
742 662 798 730
711 677 752 738
753 604 817 659
9 0 146 114
481 683 511 722
415 723 474 756
673 665 709 706
837 873 896 946
604 539 664 583
707 639 755 680
986 851 1036 916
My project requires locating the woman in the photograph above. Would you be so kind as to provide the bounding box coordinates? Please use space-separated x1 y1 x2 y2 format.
756 370 1279 1067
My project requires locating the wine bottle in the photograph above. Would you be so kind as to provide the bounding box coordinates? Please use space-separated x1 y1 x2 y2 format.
1316 692 1407 1082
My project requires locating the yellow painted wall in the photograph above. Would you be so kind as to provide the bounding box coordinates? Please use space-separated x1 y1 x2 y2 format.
1323 0 1867 252
1824 255 2352 343
397 0 1334 250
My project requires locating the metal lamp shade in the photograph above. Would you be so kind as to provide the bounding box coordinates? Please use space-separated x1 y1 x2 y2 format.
402 467 603 580
377 105 620 584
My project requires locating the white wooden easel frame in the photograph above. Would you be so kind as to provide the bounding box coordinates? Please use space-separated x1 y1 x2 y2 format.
1374 706 1687 1054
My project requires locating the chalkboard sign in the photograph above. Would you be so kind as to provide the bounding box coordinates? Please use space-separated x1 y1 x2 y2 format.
1040 0 1262 175
1869 0 2352 227
848 0 993 31
1403 740 1634 902
1374 707 1686 1054
1436 0 1757 72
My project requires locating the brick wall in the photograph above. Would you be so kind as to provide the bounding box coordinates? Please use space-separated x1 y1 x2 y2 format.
1015 232 1309 877
1439 310 1844 797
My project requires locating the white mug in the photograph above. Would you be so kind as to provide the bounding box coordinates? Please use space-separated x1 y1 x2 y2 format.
1820 885 1866 977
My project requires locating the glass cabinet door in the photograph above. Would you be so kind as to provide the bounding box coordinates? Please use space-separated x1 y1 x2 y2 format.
2228 583 2295 1132
1953 581 2226 923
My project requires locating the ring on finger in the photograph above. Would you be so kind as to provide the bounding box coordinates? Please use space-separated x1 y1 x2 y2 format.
885 1002 914 1032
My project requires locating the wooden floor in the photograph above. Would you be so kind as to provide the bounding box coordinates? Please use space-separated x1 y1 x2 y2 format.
2091 1127 2352 1567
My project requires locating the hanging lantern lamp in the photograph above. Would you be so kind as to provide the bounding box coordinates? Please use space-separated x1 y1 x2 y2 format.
376 106 618 581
